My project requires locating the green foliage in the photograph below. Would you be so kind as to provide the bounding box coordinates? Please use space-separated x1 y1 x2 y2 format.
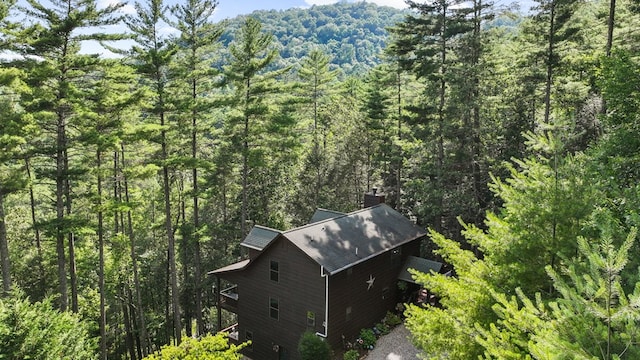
375 322 390 335
477 212 640 359
297 332 331 360
0 291 97 359
405 129 600 358
2 0 640 357
343 349 360 360
219 2 407 75
383 311 402 327
144 333 246 360
358 328 376 349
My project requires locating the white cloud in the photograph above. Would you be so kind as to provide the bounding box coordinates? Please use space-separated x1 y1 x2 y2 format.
304 0 409 8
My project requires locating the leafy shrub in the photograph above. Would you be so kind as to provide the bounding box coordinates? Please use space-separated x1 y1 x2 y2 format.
0 291 97 360
343 349 360 360
384 311 402 327
359 328 376 348
144 332 247 359
375 322 390 335
298 332 331 360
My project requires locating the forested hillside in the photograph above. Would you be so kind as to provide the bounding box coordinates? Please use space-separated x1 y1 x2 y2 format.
1 0 640 358
218 2 409 75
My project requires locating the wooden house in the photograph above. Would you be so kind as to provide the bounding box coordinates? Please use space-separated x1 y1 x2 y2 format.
210 202 427 360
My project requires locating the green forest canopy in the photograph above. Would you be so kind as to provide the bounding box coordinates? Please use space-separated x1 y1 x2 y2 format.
0 0 639 358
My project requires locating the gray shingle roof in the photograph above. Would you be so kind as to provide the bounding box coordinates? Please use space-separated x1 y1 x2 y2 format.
209 259 250 275
309 208 346 223
397 256 443 283
240 225 281 251
285 204 426 275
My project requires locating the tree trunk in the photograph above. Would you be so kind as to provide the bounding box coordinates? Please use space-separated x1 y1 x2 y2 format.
179 178 192 338
435 2 448 232
241 80 250 239
56 113 68 311
97 150 107 360
191 77 204 337
471 0 485 220
24 156 45 297
63 145 78 313
606 0 615 56
395 67 403 210
159 91 182 343
544 0 556 125
121 285 137 360
121 143 149 357
0 189 11 294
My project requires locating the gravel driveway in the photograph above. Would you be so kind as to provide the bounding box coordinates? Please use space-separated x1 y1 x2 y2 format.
364 324 421 360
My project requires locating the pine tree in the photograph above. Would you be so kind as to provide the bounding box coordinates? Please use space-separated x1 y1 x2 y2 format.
170 0 222 337
79 60 144 359
224 17 293 236
124 0 182 344
477 212 640 360
12 0 125 312
0 69 28 295
297 48 338 209
405 131 598 358
389 0 488 236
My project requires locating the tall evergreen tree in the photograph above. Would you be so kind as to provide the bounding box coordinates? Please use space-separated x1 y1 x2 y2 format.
170 0 222 337
405 131 598 358
389 0 487 236
124 0 182 344
294 48 338 217
13 0 125 312
529 0 581 124
0 69 28 295
224 17 293 236
79 60 143 359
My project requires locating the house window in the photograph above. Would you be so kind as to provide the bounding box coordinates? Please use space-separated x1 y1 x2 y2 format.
270 297 279 320
245 330 253 351
346 306 352 321
270 260 279 282
391 248 402 266
307 311 315 327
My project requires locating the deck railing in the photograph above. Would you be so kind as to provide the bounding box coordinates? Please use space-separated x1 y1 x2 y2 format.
220 323 239 344
220 285 239 312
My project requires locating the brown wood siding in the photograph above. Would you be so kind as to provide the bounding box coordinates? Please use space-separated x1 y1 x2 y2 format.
235 237 326 360
326 239 421 347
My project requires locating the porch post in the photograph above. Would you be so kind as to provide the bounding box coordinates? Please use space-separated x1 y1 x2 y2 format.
216 276 222 332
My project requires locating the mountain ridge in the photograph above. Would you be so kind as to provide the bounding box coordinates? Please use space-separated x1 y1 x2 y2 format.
218 1 410 75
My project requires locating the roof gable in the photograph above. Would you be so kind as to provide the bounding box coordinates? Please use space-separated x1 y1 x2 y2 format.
241 225 281 251
284 204 426 275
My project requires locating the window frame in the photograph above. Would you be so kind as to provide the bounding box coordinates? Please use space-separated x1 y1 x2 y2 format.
270 260 279 283
269 297 279 320
307 311 315 327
